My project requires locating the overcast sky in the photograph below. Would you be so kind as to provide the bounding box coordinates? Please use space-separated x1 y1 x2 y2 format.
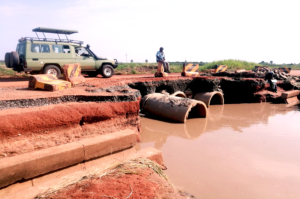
0 0 299 64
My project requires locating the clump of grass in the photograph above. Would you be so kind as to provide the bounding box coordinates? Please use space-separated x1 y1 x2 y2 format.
131 69 136 74
0 66 17 76
35 158 171 199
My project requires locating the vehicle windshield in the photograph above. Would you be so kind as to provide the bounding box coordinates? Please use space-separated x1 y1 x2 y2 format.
75 47 91 57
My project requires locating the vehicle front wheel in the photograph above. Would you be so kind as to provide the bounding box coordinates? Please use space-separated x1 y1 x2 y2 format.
101 65 114 78
43 65 61 78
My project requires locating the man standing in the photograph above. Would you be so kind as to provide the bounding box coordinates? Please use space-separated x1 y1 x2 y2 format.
156 47 171 73
265 71 277 92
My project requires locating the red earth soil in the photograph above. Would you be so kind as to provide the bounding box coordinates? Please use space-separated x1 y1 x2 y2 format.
0 101 140 158
0 101 139 138
43 168 188 199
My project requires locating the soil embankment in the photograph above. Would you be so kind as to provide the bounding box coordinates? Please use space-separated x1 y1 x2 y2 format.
0 101 140 158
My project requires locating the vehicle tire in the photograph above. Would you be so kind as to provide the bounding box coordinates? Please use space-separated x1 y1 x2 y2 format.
87 71 98 77
4 52 11 68
43 65 61 78
9 51 20 68
101 65 114 78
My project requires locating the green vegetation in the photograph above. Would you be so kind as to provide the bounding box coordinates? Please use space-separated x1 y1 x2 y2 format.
0 62 28 77
0 63 16 76
259 62 300 70
115 60 300 74
200 59 260 71
115 62 182 74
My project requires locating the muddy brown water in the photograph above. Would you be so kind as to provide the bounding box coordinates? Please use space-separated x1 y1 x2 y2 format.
138 103 300 199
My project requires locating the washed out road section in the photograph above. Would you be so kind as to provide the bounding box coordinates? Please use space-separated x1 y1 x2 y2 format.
139 103 300 199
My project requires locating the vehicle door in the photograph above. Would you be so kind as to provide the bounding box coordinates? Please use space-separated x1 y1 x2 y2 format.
74 47 96 70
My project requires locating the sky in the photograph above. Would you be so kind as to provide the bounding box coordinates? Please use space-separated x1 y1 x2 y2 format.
0 0 299 64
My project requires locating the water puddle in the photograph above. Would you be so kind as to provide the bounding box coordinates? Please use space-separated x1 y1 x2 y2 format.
138 103 300 199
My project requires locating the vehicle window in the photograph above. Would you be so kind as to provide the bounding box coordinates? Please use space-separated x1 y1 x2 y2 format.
16 43 25 56
41 44 50 53
63 45 70 53
31 44 41 53
75 47 90 56
52 45 63 53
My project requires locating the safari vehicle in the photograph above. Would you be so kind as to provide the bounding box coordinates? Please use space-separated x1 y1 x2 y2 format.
4 27 118 78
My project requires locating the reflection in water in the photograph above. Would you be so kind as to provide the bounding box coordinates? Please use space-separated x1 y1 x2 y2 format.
139 103 300 199
141 103 290 147
141 117 207 149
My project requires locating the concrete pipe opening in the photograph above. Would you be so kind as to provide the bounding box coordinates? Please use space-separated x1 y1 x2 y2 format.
170 91 187 98
142 93 207 123
194 92 224 108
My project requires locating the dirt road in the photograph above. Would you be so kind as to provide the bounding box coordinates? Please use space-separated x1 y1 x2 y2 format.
0 70 299 88
0 73 181 88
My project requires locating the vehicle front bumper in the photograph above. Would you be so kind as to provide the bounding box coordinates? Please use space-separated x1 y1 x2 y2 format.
113 59 118 68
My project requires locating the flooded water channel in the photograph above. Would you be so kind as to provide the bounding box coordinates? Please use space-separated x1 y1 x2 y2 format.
138 103 300 199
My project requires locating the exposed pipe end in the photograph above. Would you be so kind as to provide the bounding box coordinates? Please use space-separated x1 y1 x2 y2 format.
171 91 187 98
185 100 207 122
194 92 224 108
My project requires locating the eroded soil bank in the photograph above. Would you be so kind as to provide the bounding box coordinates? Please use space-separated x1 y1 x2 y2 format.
0 101 140 158
139 103 300 199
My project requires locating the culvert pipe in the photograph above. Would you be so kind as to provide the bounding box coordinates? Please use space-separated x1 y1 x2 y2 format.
194 91 224 108
142 93 207 123
170 91 187 98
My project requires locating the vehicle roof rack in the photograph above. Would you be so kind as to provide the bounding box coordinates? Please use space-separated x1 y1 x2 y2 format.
19 37 84 45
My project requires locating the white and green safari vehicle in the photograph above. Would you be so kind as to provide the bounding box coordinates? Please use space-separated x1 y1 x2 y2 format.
4 27 118 78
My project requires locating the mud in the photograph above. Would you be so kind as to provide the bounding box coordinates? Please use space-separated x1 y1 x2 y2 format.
139 103 300 199
129 76 299 104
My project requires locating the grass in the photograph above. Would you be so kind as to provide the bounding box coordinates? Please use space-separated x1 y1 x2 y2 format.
115 63 182 74
35 158 171 199
0 65 17 76
116 60 300 74
115 63 157 75
0 62 30 77
200 59 260 71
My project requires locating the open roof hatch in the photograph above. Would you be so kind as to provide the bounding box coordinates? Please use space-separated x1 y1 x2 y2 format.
32 27 78 35
19 27 83 45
